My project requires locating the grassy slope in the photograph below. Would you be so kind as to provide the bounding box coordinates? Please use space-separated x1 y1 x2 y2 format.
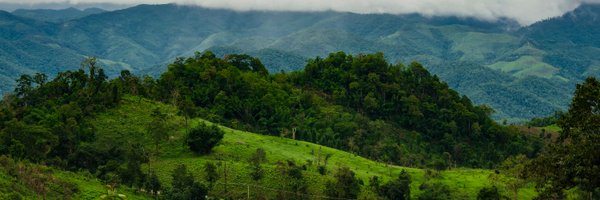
488 56 558 79
91 96 537 199
54 171 149 200
542 124 562 133
0 164 149 200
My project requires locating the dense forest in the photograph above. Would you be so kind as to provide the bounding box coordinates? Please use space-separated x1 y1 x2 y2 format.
0 52 597 199
154 51 541 168
2 4 600 122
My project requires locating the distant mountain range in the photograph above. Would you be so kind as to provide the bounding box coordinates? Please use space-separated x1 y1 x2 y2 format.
0 3 598 121
12 7 106 23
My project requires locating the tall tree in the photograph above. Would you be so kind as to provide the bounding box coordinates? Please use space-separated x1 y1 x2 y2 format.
526 77 600 199
325 166 361 199
146 108 170 155
249 148 267 181
379 169 412 200
204 162 219 189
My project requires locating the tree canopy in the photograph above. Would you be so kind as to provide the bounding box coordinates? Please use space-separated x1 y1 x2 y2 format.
526 77 600 199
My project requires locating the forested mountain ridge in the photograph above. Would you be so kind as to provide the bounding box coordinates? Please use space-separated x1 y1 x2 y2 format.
1 52 596 199
11 7 106 23
0 3 599 121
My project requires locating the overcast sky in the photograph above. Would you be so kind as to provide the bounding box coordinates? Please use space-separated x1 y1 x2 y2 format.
1 0 599 25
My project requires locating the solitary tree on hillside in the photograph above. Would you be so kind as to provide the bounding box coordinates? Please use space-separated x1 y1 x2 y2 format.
185 123 224 155
146 108 170 155
177 97 195 133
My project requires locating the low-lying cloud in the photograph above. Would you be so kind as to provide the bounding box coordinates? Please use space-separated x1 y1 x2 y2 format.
2 0 600 25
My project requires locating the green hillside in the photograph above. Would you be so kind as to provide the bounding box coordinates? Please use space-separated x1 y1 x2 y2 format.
0 95 538 199
89 96 537 199
0 156 150 199
0 51 597 199
1 4 599 121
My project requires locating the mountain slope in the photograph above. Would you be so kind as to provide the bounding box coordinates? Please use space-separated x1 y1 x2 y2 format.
0 95 538 199
0 3 598 121
12 7 106 23
89 96 537 199
0 156 150 199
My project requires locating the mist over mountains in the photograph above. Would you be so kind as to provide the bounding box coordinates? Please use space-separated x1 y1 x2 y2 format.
0 3 599 121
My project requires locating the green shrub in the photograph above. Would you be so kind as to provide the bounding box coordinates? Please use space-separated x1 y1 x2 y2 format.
417 182 452 200
379 170 411 200
477 186 501 200
185 123 224 155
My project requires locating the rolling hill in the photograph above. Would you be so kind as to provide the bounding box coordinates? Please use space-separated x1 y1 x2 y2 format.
0 95 541 199
0 3 599 121
20 95 540 199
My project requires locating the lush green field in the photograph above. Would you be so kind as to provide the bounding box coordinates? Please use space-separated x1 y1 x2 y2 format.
89 96 536 199
0 161 150 199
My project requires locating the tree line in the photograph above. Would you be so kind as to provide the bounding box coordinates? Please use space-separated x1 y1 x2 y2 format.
4 51 593 199
151 51 542 168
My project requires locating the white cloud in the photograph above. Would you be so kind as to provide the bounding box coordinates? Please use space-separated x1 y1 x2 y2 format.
1 0 599 25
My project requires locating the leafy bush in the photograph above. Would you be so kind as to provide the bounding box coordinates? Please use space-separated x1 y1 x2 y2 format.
418 182 452 200
325 167 361 199
185 123 224 155
164 164 207 200
378 169 411 200
477 186 501 200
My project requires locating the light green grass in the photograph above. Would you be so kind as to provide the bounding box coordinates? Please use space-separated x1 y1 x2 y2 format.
53 171 150 200
0 164 150 200
447 31 520 62
542 124 562 133
89 96 537 199
488 56 558 79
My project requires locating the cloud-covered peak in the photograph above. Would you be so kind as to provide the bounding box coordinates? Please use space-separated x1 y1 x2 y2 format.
2 0 600 25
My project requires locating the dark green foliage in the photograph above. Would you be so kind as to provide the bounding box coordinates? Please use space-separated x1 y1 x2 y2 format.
369 176 381 192
249 148 267 181
317 166 327 175
185 123 224 155
526 77 600 199
224 54 269 76
417 183 452 200
325 167 361 199
379 170 411 200
477 186 501 200
146 108 171 155
0 156 79 199
1 4 598 122
0 58 161 192
165 164 208 200
0 58 119 167
527 112 560 127
157 51 539 168
275 160 307 200
144 172 161 195
203 162 218 188
118 143 148 187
